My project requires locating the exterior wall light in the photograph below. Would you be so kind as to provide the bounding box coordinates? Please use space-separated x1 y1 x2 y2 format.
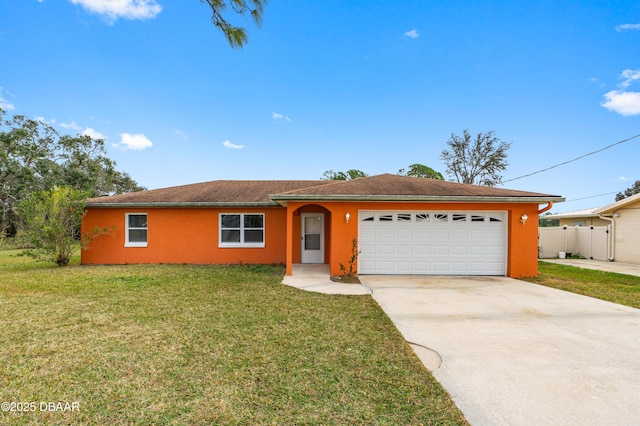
520 213 528 225
345 212 351 223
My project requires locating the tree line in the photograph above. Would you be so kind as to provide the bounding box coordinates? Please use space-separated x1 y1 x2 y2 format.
0 109 144 238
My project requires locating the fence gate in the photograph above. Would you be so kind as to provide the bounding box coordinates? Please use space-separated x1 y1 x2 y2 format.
539 226 610 260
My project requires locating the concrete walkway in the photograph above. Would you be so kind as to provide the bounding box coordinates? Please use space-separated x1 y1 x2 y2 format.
541 258 640 277
282 264 371 295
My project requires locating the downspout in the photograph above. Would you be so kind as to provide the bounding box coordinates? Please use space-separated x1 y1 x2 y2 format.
599 214 615 261
537 202 554 259
598 213 616 261
538 202 553 215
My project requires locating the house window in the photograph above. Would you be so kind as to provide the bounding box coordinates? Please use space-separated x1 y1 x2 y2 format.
452 213 467 222
126 213 148 247
416 213 430 222
397 213 412 222
219 213 265 247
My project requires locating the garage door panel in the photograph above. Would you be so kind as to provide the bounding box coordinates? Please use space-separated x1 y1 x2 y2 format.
359 244 377 255
414 245 431 255
469 245 488 255
377 229 395 239
359 210 506 275
469 229 488 239
485 245 504 255
396 229 412 238
451 262 469 273
433 245 450 255
432 261 451 273
396 245 413 255
396 261 413 272
415 261 431 271
360 228 377 239
452 229 469 239
376 261 395 272
415 229 431 238
378 245 394 255
433 229 450 239
451 245 468 255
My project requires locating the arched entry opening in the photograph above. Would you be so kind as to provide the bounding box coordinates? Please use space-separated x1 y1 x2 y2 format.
292 204 332 264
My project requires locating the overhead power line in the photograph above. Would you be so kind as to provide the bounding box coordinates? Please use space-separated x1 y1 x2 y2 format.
503 133 640 183
563 191 619 203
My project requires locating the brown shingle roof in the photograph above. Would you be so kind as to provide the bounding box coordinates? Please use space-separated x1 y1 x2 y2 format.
275 174 558 198
86 174 563 207
86 180 331 205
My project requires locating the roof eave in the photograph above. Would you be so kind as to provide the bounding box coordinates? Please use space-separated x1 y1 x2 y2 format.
545 213 599 219
85 201 279 208
269 194 565 204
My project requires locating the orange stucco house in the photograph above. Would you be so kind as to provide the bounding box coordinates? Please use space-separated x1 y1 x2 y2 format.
81 174 563 278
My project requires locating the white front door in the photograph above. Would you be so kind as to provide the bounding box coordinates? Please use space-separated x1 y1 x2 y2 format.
301 213 324 263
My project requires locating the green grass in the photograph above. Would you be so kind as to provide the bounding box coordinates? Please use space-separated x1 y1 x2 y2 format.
522 261 640 309
0 251 467 425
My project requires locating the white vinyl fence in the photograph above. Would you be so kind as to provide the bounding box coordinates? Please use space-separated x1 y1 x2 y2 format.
539 226 610 260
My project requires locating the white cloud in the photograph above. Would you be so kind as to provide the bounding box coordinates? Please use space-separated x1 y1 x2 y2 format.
615 23 640 32
223 140 244 149
174 130 189 141
272 112 292 123
601 69 640 116
612 176 631 182
0 87 15 110
620 69 640 88
404 29 420 39
59 119 81 130
601 90 640 116
117 133 153 150
69 0 162 22
81 127 106 140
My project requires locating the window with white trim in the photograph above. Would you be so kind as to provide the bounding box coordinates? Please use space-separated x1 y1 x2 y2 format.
219 213 265 247
126 213 148 247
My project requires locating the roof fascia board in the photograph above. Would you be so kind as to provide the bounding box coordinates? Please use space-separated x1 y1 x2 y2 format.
269 194 565 203
545 213 598 219
594 193 640 214
85 202 278 208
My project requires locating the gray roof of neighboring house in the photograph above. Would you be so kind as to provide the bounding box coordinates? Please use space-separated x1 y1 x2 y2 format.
544 192 640 218
86 173 564 207
543 208 600 219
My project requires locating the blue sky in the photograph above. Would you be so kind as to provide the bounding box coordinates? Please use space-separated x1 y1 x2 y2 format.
1 0 639 213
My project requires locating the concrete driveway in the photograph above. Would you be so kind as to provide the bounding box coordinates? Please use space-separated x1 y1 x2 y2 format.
362 275 640 426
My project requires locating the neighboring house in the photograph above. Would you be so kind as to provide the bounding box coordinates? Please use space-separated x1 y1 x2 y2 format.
539 192 640 263
595 193 640 263
81 174 563 278
542 208 610 227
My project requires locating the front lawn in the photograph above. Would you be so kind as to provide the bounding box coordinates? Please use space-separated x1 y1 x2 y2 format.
0 251 467 425
522 261 640 309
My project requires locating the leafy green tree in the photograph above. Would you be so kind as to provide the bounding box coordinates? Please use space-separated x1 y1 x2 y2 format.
440 130 511 186
18 187 110 266
615 180 640 201
0 109 145 237
398 164 444 180
322 169 368 180
202 0 267 48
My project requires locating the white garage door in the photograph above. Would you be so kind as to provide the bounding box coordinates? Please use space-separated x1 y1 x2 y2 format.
358 211 507 275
